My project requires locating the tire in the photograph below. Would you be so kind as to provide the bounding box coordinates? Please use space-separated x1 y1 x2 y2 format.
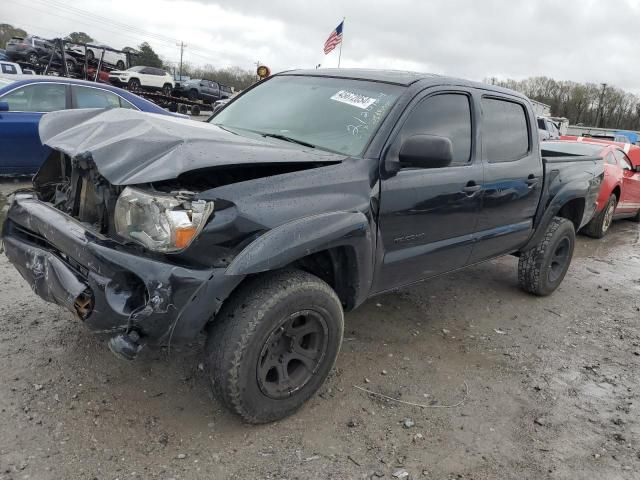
127 78 141 91
116 60 125 70
205 269 344 424
65 59 75 74
86 49 94 61
27 52 38 65
518 217 576 296
188 89 199 101
583 194 616 238
178 103 188 115
190 104 200 116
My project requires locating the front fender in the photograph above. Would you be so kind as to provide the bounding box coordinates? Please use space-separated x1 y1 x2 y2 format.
226 211 374 305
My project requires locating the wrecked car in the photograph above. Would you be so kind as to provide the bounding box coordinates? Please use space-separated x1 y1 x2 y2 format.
2 69 604 424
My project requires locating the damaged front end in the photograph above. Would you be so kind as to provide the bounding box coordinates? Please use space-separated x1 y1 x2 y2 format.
3 108 348 357
3 151 238 355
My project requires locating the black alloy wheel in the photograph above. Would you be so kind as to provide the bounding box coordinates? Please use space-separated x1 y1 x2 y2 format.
257 310 329 399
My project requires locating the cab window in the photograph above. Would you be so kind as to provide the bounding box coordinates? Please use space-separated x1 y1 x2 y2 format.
401 93 473 166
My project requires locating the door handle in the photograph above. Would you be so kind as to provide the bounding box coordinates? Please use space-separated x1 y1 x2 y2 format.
526 175 538 188
462 182 482 195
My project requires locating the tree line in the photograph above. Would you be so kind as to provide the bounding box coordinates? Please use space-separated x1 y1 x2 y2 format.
1 24 256 91
488 76 640 131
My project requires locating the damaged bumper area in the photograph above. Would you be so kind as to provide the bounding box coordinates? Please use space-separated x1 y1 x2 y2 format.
3 194 238 345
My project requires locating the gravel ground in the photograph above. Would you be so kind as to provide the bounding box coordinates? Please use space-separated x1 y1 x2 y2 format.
0 181 639 480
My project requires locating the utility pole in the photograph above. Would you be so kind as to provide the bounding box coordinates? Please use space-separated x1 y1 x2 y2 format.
596 83 607 128
177 41 187 80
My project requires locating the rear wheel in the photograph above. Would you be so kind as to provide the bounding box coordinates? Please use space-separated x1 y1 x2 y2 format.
188 89 199 101
162 83 172 96
190 104 201 116
518 217 576 296
583 194 617 238
86 49 95 61
205 270 344 424
27 52 38 64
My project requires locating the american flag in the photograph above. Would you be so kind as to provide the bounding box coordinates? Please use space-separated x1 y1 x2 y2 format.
323 21 344 55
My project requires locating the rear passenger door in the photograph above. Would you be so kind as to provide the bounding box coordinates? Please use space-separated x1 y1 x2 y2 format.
468 95 543 263
375 89 483 292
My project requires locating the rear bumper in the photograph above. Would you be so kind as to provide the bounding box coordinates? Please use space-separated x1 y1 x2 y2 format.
2 194 240 344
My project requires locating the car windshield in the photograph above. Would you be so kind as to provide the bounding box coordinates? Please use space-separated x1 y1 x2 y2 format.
211 75 404 156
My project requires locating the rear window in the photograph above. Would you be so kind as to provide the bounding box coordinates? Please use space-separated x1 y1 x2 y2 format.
482 98 530 162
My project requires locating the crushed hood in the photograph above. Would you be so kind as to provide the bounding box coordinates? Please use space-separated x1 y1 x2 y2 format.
39 108 345 185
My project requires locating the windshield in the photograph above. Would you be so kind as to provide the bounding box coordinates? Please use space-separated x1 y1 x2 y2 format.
211 75 403 156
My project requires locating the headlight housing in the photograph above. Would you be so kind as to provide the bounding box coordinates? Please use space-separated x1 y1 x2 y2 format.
114 187 214 253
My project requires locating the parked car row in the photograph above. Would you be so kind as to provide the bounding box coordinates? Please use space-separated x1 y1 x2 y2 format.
1 68 622 425
5 35 129 71
0 74 185 174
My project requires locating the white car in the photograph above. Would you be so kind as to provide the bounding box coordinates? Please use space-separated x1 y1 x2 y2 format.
0 61 22 75
108 66 174 95
67 43 127 70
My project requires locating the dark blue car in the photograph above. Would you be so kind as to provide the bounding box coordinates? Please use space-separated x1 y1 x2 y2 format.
0 75 180 175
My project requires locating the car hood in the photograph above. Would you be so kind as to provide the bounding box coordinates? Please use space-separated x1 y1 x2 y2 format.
38 108 346 185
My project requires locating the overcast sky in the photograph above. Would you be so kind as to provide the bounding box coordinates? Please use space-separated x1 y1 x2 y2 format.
3 0 640 91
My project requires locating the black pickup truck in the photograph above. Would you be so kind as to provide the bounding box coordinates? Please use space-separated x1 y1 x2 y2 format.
2 69 603 424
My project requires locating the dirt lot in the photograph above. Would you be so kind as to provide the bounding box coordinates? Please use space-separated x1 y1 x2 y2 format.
0 181 639 480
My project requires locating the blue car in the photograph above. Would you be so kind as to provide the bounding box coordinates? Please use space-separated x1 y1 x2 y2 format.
0 75 181 175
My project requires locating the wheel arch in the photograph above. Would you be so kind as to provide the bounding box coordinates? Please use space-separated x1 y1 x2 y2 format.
225 211 374 310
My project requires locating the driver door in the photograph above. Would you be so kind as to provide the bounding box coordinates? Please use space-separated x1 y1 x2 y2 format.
0 82 69 174
614 149 640 214
374 89 483 293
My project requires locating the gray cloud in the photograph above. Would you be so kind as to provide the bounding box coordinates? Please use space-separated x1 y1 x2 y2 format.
4 0 640 92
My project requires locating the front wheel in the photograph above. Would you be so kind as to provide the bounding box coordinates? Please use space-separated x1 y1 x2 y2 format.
518 217 576 296
127 78 141 91
583 194 616 238
161 83 172 96
205 270 344 424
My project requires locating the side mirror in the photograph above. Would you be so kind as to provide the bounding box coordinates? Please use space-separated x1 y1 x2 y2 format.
0 101 9 112
399 134 453 169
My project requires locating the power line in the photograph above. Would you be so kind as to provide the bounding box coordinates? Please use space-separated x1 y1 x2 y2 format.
31 0 182 46
11 0 227 67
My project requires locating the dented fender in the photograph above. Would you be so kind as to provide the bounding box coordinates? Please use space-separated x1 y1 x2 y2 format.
226 211 374 306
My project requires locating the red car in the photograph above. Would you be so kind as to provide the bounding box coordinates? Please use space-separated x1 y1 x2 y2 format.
546 138 640 237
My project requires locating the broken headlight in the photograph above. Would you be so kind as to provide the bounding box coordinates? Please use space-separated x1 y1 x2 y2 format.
114 187 214 252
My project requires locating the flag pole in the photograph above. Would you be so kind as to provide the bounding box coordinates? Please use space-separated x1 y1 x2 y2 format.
338 17 345 68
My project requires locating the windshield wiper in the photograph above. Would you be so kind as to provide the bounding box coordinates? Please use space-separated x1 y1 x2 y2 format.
261 133 316 149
